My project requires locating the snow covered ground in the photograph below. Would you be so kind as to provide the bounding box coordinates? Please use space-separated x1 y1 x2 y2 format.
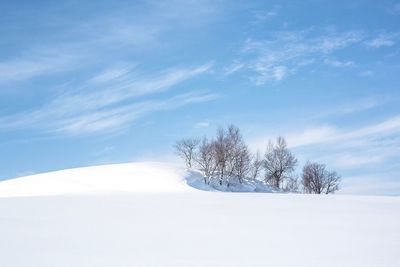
0 162 399 267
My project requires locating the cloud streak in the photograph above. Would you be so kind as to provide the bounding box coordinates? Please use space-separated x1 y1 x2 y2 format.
0 49 79 84
52 91 218 135
365 34 397 48
282 115 400 148
249 113 400 171
228 29 399 85
239 30 363 84
309 96 389 120
0 63 216 135
0 0 222 86
324 58 355 68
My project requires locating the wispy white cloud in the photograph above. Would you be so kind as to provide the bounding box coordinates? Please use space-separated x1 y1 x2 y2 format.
249 113 400 171
272 66 287 80
229 29 400 84
328 148 399 168
366 34 397 48
288 116 400 172
340 98 382 114
0 1 217 135
250 4 281 24
0 0 222 86
324 58 355 68
284 115 400 148
0 27 154 85
0 10 180 85
310 96 388 119
47 63 213 117
195 121 210 128
223 61 245 75
88 65 133 84
0 49 79 84
238 30 363 84
252 10 278 23
243 30 362 53
0 63 216 135
249 64 288 85
286 126 338 148
51 91 218 135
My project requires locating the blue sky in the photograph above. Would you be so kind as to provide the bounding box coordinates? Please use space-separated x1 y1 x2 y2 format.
1 0 400 195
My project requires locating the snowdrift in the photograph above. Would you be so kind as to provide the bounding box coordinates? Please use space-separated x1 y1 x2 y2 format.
185 169 275 192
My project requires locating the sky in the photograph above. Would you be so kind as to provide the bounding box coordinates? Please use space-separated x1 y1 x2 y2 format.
0 0 399 195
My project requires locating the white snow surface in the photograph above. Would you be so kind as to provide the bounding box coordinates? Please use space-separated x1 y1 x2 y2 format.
0 162 193 197
0 162 399 267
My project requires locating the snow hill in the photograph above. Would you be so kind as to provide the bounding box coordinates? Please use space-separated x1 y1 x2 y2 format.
0 162 194 197
0 162 399 267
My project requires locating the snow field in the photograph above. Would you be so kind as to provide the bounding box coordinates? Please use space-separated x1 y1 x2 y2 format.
0 162 399 267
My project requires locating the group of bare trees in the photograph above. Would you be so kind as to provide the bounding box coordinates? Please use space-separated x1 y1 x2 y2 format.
174 125 341 194
175 125 253 187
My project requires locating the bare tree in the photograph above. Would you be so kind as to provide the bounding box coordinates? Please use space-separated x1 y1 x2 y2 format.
250 150 263 181
214 127 229 185
325 171 341 194
174 138 200 169
232 144 251 184
263 137 297 189
194 137 217 184
225 125 251 184
301 162 341 194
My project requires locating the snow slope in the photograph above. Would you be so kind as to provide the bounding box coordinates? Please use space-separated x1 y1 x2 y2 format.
0 162 399 267
0 162 193 197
